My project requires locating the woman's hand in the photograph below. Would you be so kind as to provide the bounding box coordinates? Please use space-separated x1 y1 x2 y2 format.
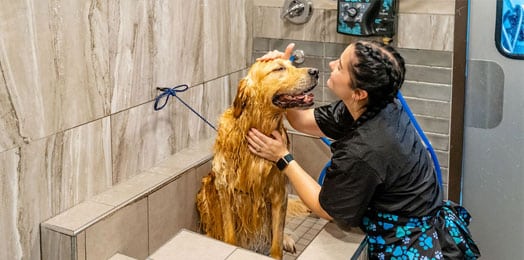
247 129 289 162
256 43 295 61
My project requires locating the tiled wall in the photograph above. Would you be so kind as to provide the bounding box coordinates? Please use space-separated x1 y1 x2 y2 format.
1 1 458 259
0 1 252 259
253 0 455 196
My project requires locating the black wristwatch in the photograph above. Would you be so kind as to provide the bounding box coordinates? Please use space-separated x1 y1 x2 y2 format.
276 153 294 171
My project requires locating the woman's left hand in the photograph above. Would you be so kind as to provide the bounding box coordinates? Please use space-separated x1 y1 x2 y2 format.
247 129 289 162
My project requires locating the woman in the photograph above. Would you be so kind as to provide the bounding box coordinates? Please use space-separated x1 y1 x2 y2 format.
247 41 480 259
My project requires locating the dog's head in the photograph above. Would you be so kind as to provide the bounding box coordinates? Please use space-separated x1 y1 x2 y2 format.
232 59 318 118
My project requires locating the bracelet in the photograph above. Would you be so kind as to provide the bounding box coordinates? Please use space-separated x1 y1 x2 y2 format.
276 153 294 171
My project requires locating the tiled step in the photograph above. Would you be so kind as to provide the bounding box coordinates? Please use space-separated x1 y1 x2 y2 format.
108 253 137 260
148 215 366 260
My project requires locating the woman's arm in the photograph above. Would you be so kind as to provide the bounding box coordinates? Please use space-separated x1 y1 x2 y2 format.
246 129 333 221
286 109 325 137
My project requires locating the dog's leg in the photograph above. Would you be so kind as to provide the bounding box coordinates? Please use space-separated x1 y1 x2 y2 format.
268 182 287 259
218 190 237 245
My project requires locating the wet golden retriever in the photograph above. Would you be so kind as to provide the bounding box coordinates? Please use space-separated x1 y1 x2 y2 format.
196 58 318 259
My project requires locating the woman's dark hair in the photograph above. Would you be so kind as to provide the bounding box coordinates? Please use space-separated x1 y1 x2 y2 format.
348 40 406 130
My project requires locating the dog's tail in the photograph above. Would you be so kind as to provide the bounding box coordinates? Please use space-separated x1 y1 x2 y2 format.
196 171 224 240
286 194 311 220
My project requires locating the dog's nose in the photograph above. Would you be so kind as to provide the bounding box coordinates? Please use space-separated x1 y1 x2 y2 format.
308 68 319 79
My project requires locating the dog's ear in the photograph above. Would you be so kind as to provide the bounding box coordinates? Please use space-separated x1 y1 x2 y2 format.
232 78 249 118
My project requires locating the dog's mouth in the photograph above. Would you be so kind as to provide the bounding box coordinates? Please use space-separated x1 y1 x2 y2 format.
272 83 317 109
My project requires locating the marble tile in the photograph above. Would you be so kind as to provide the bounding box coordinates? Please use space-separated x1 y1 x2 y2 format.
85 198 148 260
0 1 110 143
10 117 111 259
109 1 156 113
148 169 199 252
399 0 455 15
397 13 454 51
0 149 23 260
203 0 252 82
203 76 231 137
147 229 237 260
111 84 208 184
152 0 203 87
228 69 247 106
0 82 23 153
40 228 73 260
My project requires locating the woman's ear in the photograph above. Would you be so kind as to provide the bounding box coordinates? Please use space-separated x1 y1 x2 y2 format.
232 78 249 118
352 89 368 102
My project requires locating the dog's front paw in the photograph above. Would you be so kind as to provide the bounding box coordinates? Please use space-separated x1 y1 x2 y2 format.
283 233 297 254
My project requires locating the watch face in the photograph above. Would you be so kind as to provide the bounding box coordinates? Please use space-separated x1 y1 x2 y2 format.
496 0 524 59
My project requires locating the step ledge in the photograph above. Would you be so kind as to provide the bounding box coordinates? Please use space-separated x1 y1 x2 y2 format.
41 138 215 236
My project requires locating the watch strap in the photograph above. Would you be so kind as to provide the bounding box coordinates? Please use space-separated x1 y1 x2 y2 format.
276 153 294 171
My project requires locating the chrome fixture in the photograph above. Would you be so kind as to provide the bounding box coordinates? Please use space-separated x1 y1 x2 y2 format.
281 0 313 24
291 50 305 64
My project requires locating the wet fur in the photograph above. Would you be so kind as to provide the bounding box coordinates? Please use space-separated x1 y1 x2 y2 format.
196 59 316 259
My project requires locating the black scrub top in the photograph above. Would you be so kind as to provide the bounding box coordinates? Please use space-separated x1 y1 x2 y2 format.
314 100 443 229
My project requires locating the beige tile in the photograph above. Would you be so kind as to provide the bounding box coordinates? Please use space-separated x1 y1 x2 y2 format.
399 0 455 15
148 169 200 252
147 229 236 260
291 134 331 183
254 0 336 10
77 231 86 260
91 172 169 207
86 198 148 260
40 228 73 260
397 14 454 51
253 6 324 42
108 253 138 260
227 248 273 260
298 223 365 260
148 138 214 177
42 201 113 236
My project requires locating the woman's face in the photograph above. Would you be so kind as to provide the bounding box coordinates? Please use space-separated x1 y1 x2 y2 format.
327 44 354 100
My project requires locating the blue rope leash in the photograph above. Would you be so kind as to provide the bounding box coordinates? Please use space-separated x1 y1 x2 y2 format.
154 84 217 132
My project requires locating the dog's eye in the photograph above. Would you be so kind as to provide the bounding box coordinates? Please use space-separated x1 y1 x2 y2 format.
272 67 286 72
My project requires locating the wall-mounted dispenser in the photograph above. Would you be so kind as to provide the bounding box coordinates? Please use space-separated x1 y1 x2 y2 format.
337 0 398 37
